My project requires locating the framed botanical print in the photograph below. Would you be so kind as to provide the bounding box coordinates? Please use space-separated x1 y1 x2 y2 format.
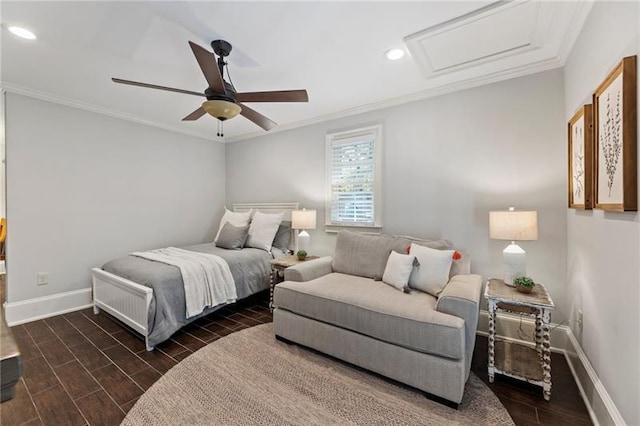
593 55 637 211
568 105 593 209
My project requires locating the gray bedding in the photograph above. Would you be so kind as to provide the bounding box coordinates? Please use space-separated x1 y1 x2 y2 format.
102 243 272 347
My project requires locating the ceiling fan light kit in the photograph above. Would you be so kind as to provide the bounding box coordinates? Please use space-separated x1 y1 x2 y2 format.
111 39 308 134
202 100 241 121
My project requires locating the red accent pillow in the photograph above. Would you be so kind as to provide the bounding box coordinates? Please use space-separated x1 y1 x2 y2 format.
406 245 411 254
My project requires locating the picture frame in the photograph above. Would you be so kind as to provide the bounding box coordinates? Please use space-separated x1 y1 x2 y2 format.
593 55 637 212
568 105 593 209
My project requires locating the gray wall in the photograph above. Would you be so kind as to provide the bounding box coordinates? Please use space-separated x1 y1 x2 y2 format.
227 69 568 323
5 93 226 303
563 2 639 424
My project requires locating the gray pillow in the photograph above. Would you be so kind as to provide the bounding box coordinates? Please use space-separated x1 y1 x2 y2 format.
331 231 396 279
392 235 452 253
272 221 292 251
215 222 249 250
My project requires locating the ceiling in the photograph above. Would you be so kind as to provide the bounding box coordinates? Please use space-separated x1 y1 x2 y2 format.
1 1 591 142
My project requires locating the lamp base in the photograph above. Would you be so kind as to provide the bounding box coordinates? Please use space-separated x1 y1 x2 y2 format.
297 230 310 253
503 243 526 286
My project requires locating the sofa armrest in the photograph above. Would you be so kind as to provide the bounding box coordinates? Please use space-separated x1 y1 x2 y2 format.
284 256 333 282
435 274 483 378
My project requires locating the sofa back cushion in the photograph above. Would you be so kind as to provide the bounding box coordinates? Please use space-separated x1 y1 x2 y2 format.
332 231 396 279
332 231 456 279
450 252 471 276
392 235 452 253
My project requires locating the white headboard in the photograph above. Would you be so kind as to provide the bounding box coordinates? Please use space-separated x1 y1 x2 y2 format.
232 202 299 220
233 202 299 252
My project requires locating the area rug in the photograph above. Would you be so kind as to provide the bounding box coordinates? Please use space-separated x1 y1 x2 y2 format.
123 324 514 425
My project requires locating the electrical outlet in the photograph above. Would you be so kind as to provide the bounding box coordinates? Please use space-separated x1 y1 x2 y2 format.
577 309 583 332
36 272 49 286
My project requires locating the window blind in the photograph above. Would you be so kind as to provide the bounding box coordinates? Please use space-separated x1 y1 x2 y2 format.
329 137 376 225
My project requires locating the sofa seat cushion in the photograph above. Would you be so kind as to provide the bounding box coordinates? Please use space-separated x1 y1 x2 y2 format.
274 273 465 359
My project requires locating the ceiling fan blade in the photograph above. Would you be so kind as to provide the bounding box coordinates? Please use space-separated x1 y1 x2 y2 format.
238 103 277 131
188 41 225 93
112 78 205 98
182 107 206 121
235 90 309 103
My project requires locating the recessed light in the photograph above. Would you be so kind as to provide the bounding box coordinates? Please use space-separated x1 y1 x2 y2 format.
384 48 405 61
8 26 36 40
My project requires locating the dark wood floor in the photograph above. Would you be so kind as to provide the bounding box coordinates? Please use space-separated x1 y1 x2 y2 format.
472 337 592 425
1 291 592 425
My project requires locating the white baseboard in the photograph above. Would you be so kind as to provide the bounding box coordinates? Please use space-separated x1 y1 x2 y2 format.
3 288 92 326
563 328 626 426
478 310 624 426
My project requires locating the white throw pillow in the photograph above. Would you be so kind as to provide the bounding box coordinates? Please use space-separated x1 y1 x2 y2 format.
408 243 455 297
382 251 415 293
245 211 285 252
214 208 252 243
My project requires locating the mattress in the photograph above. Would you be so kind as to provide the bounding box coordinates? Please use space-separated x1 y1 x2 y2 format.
102 243 271 347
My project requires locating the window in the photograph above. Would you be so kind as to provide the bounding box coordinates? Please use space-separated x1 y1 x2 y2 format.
325 125 382 230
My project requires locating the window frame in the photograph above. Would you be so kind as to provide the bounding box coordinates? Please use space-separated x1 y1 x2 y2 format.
324 124 383 232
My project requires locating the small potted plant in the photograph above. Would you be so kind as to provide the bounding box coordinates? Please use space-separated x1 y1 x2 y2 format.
297 250 308 261
513 276 535 294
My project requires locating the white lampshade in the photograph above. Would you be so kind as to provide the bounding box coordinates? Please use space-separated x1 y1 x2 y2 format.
292 209 316 253
292 209 317 230
489 210 538 241
489 208 538 286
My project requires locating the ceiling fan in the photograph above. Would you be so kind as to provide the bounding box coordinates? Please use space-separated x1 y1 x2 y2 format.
112 40 309 134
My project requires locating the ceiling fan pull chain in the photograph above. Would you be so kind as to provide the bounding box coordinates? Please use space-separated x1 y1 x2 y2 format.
216 119 225 138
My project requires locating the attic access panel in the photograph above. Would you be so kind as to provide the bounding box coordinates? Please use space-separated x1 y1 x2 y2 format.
405 1 550 77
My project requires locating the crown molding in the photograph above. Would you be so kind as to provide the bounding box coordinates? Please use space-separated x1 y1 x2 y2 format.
0 82 224 144
0 0 595 143
2 54 561 147
227 56 564 143
228 1 592 144
556 0 595 65
3 0 590 147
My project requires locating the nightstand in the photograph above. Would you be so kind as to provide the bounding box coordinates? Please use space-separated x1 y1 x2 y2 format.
269 255 319 311
485 278 555 400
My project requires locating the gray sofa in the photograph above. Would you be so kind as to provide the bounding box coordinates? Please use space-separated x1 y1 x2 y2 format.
273 231 483 406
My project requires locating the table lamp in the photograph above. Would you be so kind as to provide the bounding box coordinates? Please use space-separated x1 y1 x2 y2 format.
489 207 538 286
292 208 316 253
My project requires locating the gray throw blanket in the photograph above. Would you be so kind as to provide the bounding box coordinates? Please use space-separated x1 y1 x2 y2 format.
132 247 236 318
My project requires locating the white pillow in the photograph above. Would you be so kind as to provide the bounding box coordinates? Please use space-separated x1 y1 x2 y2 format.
245 211 284 252
382 251 415 293
408 243 455 297
214 208 252 243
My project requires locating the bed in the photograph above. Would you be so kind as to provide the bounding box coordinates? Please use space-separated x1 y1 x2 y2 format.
91 202 298 351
